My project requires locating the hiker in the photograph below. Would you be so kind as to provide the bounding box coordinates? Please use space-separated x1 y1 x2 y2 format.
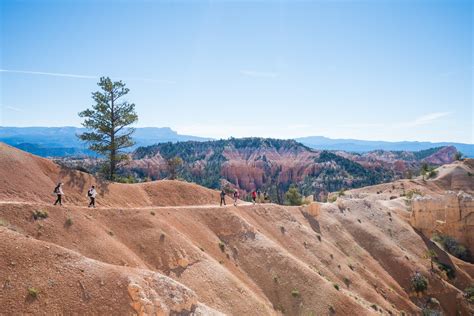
251 190 257 205
87 185 97 208
263 191 268 202
257 189 261 204
220 190 226 206
233 190 240 206
53 182 64 206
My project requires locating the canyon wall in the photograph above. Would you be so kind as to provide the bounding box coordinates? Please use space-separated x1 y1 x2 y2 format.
410 191 474 254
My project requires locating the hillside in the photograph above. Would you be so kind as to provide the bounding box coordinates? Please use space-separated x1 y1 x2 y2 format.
0 142 221 207
337 146 459 176
127 138 457 202
0 144 473 315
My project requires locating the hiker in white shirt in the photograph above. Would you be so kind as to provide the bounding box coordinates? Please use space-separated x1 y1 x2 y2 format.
87 185 97 208
53 183 64 206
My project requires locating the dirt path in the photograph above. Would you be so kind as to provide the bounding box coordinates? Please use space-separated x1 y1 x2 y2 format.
0 200 256 210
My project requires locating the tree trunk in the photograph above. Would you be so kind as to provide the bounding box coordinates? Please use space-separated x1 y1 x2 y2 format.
110 90 115 180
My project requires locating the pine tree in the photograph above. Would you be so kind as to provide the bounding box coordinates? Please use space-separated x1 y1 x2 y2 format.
167 157 183 180
78 77 138 180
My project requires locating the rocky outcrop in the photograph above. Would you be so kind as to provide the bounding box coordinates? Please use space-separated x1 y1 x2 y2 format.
423 146 458 165
410 191 474 254
127 273 224 316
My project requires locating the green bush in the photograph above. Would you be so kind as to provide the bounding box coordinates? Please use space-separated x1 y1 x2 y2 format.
33 210 48 220
433 234 470 261
27 287 39 298
291 289 300 297
421 308 442 316
343 277 351 287
427 169 438 179
405 189 422 199
411 272 428 293
436 262 455 279
285 185 303 206
65 217 73 227
218 241 225 252
421 163 438 180
465 284 474 303
115 175 138 183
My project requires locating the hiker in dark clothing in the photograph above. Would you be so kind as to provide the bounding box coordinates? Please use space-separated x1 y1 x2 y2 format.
53 183 64 206
220 190 226 206
257 190 262 204
233 190 240 206
87 185 97 208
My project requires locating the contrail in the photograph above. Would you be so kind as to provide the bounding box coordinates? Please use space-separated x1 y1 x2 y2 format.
0 69 98 79
0 69 175 84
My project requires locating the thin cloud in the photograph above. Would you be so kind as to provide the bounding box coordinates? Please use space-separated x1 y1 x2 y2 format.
399 112 451 128
240 70 278 78
0 69 175 84
336 112 450 130
0 69 97 79
3 105 25 113
337 123 384 128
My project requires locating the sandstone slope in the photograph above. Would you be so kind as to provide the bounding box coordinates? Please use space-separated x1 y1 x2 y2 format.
0 142 221 207
0 145 473 315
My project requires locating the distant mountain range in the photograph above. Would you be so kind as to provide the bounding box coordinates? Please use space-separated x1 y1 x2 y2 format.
0 126 472 158
0 126 211 157
296 136 473 157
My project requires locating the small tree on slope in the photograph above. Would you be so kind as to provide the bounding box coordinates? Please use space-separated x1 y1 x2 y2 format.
167 157 183 180
285 185 303 206
78 77 138 180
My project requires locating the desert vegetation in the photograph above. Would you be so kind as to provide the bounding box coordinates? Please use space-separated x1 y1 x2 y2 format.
433 234 471 262
32 210 48 220
411 272 429 293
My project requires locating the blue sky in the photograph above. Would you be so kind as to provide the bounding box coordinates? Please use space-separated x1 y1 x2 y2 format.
1 0 472 143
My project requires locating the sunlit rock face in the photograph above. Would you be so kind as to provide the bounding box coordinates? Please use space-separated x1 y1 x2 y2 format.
411 191 474 254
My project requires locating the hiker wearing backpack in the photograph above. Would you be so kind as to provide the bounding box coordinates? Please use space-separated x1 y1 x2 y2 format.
251 190 257 205
233 190 240 206
87 185 97 208
220 190 226 206
53 183 64 206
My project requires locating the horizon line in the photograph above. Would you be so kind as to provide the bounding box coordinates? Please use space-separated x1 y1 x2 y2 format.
0 125 472 145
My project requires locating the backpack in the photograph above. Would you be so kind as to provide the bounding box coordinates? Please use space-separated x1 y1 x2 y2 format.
54 186 60 194
87 190 92 197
